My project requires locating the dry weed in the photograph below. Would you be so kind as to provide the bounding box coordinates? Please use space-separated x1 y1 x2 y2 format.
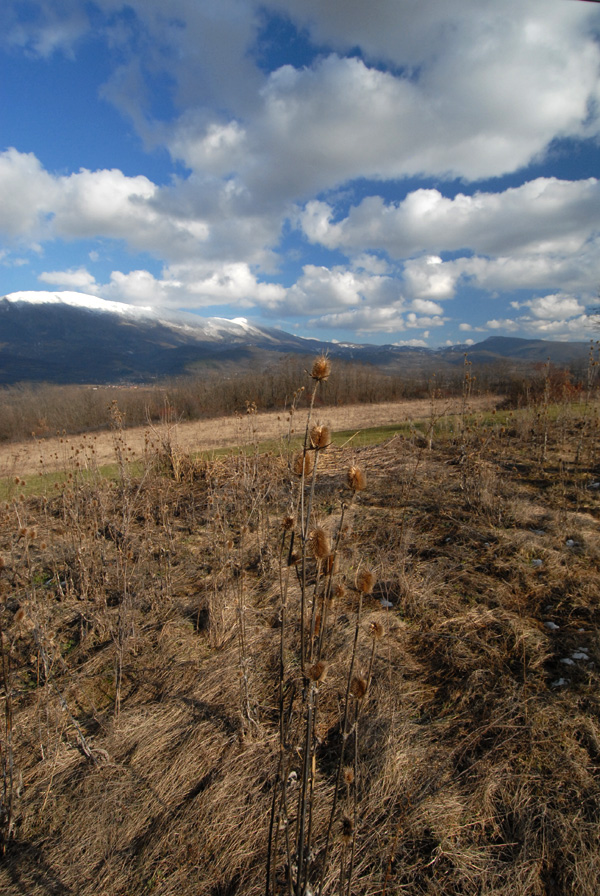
0 383 599 895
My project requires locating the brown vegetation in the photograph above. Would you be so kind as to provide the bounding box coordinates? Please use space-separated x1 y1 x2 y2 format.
0 360 599 895
1 353 592 444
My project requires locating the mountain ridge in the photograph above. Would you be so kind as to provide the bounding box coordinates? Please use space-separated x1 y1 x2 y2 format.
0 290 593 385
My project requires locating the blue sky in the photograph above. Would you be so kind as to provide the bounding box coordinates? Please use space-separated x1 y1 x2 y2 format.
1 0 600 347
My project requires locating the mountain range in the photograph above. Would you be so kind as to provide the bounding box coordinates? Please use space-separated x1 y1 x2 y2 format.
0 290 594 385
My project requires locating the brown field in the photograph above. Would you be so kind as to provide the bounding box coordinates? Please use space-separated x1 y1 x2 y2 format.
1 369 599 895
0 394 498 480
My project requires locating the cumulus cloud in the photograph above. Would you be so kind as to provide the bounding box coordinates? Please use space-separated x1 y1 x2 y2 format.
403 256 458 301
188 0 600 194
1 1 600 342
299 179 600 259
0 149 282 270
105 261 286 309
284 264 401 316
0 148 59 239
39 267 99 291
308 305 408 334
511 294 586 320
487 318 519 331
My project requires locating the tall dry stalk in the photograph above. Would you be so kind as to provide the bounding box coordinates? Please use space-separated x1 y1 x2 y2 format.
265 356 380 896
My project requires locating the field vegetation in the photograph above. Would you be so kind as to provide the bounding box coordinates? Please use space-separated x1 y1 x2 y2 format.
1 355 599 895
0 354 590 444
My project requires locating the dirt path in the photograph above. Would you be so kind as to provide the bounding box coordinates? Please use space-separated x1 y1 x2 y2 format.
0 395 499 480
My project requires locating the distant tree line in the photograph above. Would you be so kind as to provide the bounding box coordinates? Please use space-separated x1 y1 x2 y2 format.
0 354 596 443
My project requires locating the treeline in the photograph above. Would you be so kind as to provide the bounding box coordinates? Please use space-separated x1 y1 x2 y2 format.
0 355 595 443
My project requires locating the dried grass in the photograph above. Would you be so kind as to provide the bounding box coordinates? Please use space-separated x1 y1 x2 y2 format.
1 389 599 894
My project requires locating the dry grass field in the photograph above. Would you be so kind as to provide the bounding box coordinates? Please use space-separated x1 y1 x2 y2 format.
1 359 599 895
0 394 497 481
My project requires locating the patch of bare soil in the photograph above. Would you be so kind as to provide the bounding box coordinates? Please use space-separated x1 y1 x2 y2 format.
1 390 599 895
0 395 498 479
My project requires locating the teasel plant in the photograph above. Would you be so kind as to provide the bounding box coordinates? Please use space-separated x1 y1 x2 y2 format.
0 557 15 856
265 356 381 896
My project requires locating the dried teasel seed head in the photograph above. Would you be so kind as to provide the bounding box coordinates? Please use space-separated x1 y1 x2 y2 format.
343 766 355 785
310 424 331 450
314 612 322 636
308 527 331 560
356 568 375 594
306 660 328 683
347 465 366 492
334 582 346 599
282 515 294 531
350 676 368 700
369 620 384 640
293 452 314 478
311 355 331 382
341 815 354 844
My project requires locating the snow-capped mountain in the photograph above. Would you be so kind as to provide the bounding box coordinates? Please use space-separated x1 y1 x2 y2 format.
3 290 153 315
0 290 593 385
0 290 323 384
2 291 287 342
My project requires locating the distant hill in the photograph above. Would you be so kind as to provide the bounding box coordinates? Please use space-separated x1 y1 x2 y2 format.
0 291 592 385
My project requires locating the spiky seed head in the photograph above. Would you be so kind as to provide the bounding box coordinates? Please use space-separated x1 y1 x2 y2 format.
293 452 314 478
308 527 331 560
347 465 366 491
334 583 346 599
341 815 354 843
282 515 294 531
307 660 328 683
310 424 331 450
314 612 322 636
311 355 331 382
350 676 368 700
14 607 26 625
369 620 384 640
356 568 375 594
343 766 355 785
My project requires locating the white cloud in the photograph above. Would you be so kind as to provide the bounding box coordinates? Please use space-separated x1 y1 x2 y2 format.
1 1 89 58
0 149 283 271
105 261 286 309
403 256 458 300
487 318 519 331
308 305 407 334
392 338 429 348
299 179 600 259
2 1 600 341
0 148 59 239
518 314 593 339
285 264 400 316
512 294 586 321
39 267 99 291
410 298 444 315
405 312 446 329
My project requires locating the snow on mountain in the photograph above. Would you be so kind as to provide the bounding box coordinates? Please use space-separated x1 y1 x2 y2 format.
3 290 153 316
2 291 283 344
